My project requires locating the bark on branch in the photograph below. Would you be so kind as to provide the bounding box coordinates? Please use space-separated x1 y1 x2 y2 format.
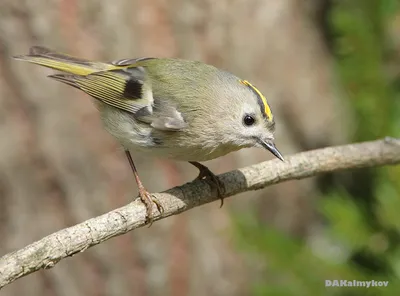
1 137 400 289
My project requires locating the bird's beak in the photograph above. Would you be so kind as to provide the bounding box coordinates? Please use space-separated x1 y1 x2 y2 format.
260 139 284 161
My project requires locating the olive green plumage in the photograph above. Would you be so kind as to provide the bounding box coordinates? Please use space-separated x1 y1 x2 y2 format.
14 46 282 162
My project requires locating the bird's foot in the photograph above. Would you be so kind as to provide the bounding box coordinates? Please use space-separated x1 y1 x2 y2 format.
190 162 225 207
137 187 164 226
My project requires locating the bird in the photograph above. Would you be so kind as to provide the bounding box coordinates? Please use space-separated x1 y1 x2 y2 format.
14 46 284 224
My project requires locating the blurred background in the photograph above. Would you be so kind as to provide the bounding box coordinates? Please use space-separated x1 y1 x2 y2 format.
0 0 400 295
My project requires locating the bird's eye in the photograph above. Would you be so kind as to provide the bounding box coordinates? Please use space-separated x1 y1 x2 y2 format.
243 114 255 126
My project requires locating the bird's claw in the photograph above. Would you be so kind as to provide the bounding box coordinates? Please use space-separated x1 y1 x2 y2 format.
137 188 164 227
194 165 225 207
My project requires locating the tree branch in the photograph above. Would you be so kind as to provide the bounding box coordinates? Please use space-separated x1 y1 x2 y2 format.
1 137 400 289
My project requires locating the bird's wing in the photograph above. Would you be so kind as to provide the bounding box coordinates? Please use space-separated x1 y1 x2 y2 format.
50 65 187 131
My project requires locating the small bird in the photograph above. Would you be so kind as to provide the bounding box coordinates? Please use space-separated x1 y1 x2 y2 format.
14 46 284 223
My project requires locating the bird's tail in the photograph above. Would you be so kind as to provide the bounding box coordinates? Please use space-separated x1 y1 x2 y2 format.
13 46 116 76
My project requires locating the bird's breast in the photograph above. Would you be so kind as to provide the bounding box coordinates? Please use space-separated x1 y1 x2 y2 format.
97 104 243 161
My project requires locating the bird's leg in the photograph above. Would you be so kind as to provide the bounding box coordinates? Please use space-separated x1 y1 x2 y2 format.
125 151 164 225
189 161 225 207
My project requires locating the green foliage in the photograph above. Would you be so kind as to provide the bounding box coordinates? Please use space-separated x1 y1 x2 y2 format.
233 0 400 295
234 189 400 295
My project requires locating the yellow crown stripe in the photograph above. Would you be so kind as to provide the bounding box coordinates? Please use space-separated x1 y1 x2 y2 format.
240 80 273 120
